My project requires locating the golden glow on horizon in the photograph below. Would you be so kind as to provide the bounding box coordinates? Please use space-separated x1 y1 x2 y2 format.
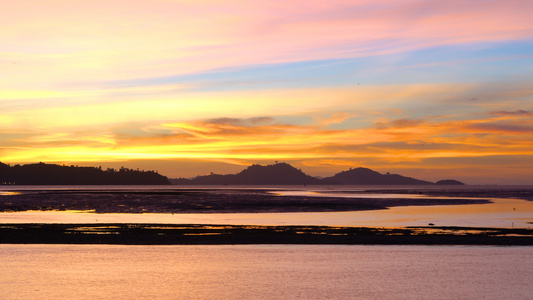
4 115 533 162
2 0 533 184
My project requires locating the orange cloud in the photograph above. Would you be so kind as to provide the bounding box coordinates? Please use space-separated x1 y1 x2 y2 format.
4 107 533 164
2 107 533 184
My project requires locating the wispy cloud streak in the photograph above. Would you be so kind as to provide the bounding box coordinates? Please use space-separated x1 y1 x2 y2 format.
2 0 533 183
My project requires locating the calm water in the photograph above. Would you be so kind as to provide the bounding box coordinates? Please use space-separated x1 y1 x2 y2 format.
2 187 532 299
1 244 532 300
1 185 532 228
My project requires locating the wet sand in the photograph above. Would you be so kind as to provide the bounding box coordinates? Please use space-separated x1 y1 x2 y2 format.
0 188 493 213
1 223 532 245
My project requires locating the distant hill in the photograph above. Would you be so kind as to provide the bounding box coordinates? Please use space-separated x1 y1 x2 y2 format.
321 167 434 185
171 163 321 185
0 162 170 185
171 163 455 185
1 161 462 186
436 179 465 185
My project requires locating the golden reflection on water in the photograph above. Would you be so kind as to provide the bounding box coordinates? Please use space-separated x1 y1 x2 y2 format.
392 198 532 215
1 193 532 228
0 191 22 196
2 244 533 299
183 233 223 236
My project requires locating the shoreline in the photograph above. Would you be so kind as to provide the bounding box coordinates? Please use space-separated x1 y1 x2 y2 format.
2 223 532 245
0 188 494 214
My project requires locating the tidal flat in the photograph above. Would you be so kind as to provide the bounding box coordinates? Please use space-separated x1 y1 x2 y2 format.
0 187 498 213
1 223 533 245
1 186 532 245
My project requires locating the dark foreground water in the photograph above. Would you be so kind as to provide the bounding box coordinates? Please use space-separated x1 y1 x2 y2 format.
1 244 532 300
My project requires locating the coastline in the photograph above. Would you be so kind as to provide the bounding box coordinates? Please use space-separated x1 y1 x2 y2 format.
2 186 532 242
0 188 494 214
2 223 532 245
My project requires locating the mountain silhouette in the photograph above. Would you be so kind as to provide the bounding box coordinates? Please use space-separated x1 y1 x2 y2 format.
320 167 434 185
172 163 321 185
2 161 463 186
171 163 454 185
0 162 170 185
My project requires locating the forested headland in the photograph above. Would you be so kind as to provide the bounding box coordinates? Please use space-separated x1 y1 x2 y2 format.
0 162 170 185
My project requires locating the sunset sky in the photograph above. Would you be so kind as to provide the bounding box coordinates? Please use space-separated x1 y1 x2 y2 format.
2 0 533 184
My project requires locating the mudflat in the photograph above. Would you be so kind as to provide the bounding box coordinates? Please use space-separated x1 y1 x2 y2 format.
2 187 533 245
1 223 532 245
0 188 496 213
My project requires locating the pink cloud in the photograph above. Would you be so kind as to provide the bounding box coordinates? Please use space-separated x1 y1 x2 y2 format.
318 113 351 125
3 0 533 86
489 110 533 117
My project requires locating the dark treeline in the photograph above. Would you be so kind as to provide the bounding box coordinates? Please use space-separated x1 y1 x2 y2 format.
0 162 170 185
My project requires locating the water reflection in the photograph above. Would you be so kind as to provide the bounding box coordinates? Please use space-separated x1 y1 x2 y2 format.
0 191 22 196
2 245 532 299
1 186 532 228
272 190 489 199
1 195 531 228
